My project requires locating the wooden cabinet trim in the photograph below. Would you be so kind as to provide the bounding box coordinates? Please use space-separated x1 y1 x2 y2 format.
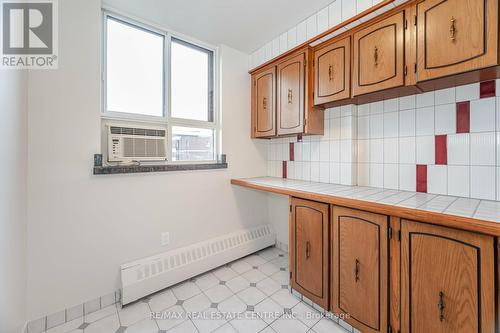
357 23 399 87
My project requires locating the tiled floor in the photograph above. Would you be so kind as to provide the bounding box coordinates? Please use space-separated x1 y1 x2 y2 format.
44 247 352 333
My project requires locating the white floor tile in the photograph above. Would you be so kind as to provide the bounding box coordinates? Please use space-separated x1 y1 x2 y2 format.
229 312 267 333
156 305 186 331
291 302 321 327
195 272 220 291
124 318 158 333
312 318 347 333
117 302 150 326
183 293 211 313
230 260 253 275
242 269 267 283
205 285 234 303
271 317 309 333
218 295 247 315
213 267 238 282
172 281 202 300
254 298 284 324
257 248 281 261
256 278 281 296
213 323 238 333
270 290 300 309
258 262 280 276
236 287 267 306
191 308 227 333
242 255 267 267
270 271 289 285
167 320 198 333
149 289 177 312
226 276 250 294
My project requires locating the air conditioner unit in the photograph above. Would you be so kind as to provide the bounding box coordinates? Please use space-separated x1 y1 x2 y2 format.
107 125 167 162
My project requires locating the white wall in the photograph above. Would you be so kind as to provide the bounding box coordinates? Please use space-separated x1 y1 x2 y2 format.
0 70 28 331
26 0 268 320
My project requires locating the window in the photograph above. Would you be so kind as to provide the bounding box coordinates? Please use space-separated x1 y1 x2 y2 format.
103 13 218 162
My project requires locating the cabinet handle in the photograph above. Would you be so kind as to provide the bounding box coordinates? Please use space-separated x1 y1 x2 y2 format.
450 17 457 41
438 291 445 322
262 97 267 110
305 241 310 259
354 259 360 282
328 65 333 81
374 47 379 67
287 89 293 104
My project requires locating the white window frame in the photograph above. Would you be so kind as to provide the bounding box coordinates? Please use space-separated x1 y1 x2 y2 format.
101 10 221 164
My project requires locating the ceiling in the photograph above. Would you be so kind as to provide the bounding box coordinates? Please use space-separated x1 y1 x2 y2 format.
102 0 334 53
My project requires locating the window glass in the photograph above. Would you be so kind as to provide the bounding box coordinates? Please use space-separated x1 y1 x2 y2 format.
106 18 164 117
171 39 213 122
172 126 214 161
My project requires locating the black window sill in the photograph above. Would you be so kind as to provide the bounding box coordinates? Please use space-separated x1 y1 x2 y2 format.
93 162 228 175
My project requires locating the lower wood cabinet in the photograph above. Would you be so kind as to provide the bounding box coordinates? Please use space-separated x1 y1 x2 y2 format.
289 198 329 309
331 206 389 333
286 200 498 333
401 219 495 333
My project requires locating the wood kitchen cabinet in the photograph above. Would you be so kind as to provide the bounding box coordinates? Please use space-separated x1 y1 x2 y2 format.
401 220 496 333
251 66 276 138
416 0 499 82
289 198 329 309
331 206 388 333
353 11 405 96
314 36 351 105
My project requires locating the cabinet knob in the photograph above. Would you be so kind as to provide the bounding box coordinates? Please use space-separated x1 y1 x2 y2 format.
305 241 310 259
374 47 379 67
287 89 293 104
263 97 267 110
328 65 333 81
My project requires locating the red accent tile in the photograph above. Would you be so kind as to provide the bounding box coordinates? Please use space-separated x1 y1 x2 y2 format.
480 80 496 98
282 161 287 179
416 165 427 193
289 143 294 161
297 134 303 142
456 101 470 134
435 135 447 165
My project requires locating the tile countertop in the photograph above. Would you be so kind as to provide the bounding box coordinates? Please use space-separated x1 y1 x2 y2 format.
231 177 500 237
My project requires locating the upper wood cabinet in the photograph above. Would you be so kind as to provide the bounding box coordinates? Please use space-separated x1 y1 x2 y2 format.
277 52 305 135
290 198 329 309
401 220 495 333
331 206 388 333
314 36 351 105
251 67 276 138
416 0 499 82
353 12 405 96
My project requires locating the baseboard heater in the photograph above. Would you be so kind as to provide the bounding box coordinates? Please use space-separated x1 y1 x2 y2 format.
121 224 276 305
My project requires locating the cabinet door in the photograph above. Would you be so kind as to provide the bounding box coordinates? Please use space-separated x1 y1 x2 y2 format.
353 12 405 96
331 206 388 333
277 53 305 136
314 37 351 105
290 198 329 309
417 0 498 82
252 67 276 137
401 220 495 333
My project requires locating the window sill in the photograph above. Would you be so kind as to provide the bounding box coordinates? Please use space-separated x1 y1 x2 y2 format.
93 162 228 175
